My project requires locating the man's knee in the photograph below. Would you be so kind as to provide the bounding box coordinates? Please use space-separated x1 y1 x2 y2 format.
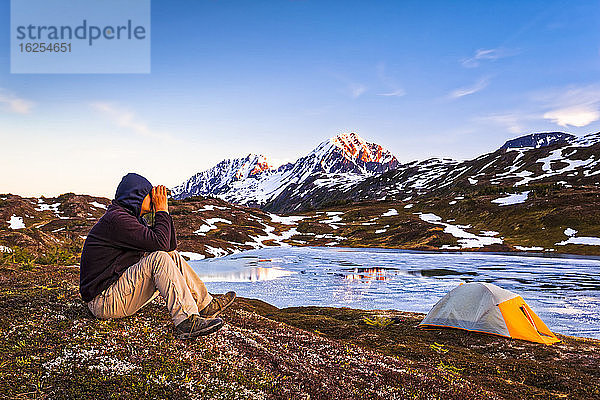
147 250 177 271
167 250 179 259
148 250 170 259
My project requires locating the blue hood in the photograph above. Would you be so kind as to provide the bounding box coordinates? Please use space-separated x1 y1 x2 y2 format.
113 173 153 222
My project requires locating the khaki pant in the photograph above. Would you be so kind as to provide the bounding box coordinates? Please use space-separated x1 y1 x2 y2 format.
87 250 213 326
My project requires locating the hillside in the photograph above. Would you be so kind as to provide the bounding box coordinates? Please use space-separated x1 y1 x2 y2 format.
170 131 600 215
2 184 600 265
1 263 599 399
2 135 600 399
171 132 399 210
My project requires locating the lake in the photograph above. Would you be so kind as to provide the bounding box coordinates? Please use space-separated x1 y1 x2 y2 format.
189 246 600 339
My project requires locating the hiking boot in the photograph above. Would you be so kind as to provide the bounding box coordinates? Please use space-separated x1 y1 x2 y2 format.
198 291 237 318
175 315 223 339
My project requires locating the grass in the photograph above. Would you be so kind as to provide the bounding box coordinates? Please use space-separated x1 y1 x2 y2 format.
1 241 80 268
6 263 583 399
362 315 394 329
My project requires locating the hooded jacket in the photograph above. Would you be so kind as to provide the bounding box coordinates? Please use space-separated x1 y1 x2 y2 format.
79 173 177 302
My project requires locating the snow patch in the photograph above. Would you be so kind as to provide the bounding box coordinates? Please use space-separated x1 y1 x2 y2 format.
268 214 306 225
515 246 544 251
381 208 398 217
243 221 309 250
418 212 503 248
90 201 107 209
193 204 229 212
194 218 232 235
205 246 230 258
480 231 499 237
491 191 529 206
556 237 600 246
556 228 600 246
35 200 61 213
564 228 578 237
321 212 343 229
419 213 442 223
179 251 206 260
7 215 25 229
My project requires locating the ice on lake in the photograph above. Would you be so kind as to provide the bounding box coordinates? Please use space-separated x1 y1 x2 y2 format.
190 246 600 338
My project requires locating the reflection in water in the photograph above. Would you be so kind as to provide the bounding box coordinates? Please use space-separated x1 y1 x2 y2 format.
343 268 389 281
411 268 478 277
190 247 600 338
195 266 294 282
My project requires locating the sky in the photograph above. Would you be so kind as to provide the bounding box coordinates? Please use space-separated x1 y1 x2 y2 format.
1 0 599 198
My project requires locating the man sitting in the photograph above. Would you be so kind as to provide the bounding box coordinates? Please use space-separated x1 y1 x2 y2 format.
79 172 236 339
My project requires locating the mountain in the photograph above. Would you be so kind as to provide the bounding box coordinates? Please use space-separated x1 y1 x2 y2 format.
500 132 576 150
262 156 459 213
309 132 399 174
171 154 272 200
3 131 600 260
172 130 600 213
171 132 399 208
314 131 600 208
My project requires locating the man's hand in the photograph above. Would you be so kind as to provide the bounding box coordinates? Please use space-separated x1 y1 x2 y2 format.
152 185 169 213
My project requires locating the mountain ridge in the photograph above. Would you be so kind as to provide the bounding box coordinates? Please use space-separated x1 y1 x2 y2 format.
171 132 399 207
500 132 576 150
172 131 600 213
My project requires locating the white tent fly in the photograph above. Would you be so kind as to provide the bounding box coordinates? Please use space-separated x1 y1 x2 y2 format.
419 282 559 344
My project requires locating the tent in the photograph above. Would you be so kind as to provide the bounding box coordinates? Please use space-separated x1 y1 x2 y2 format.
419 282 560 344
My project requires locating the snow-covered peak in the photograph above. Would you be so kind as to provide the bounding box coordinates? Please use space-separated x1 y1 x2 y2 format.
207 153 273 182
330 132 374 162
173 129 600 211
234 154 273 179
171 153 273 199
328 132 397 164
172 132 399 204
304 132 398 175
500 132 575 150
573 132 600 147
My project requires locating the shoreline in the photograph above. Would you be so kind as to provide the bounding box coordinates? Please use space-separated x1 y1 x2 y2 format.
190 244 600 340
1 262 599 399
22 260 600 342
258 244 600 262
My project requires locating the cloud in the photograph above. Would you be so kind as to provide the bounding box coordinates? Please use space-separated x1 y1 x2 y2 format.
0 89 34 114
91 102 178 142
461 48 516 68
536 84 600 128
326 70 368 99
349 83 367 99
449 77 489 99
475 84 600 133
375 62 406 97
475 112 536 134
543 106 600 128
377 89 406 97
